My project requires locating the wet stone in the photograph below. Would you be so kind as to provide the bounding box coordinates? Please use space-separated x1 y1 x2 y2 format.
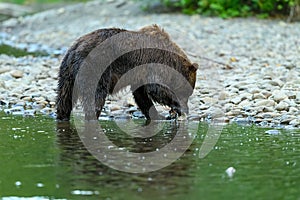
37 100 48 106
24 109 36 117
265 129 280 135
0 100 9 107
114 115 131 120
244 110 257 117
4 106 24 115
262 118 273 123
132 111 145 119
126 106 138 114
232 117 255 125
31 94 42 98
289 119 300 126
14 101 26 107
187 114 201 121
256 112 279 119
31 102 45 109
258 120 269 127
279 115 295 124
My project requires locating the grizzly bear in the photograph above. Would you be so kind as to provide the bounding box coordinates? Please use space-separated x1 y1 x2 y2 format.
56 24 197 121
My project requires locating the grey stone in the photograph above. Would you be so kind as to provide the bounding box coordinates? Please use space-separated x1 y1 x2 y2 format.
275 101 289 111
230 96 242 104
10 70 24 78
262 107 275 112
253 93 266 100
0 67 10 74
218 91 228 100
249 87 261 94
289 119 300 126
254 99 276 107
201 97 218 105
239 99 251 107
110 104 122 111
268 79 284 87
199 104 210 110
286 91 296 99
288 107 298 113
206 107 224 118
24 109 36 117
261 90 272 99
280 115 296 124
239 92 253 100
272 90 288 102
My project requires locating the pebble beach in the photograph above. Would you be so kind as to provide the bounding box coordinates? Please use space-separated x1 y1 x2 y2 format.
0 0 299 128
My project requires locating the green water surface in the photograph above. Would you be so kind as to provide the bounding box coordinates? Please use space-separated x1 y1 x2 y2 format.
0 112 299 200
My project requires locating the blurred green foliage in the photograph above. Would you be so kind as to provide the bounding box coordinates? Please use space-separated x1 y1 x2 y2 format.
158 0 298 18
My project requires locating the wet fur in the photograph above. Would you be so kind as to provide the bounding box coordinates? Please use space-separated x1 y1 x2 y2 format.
56 25 197 121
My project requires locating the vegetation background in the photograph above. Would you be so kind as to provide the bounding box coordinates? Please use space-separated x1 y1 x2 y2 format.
0 0 299 21
154 0 297 17
142 0 300 21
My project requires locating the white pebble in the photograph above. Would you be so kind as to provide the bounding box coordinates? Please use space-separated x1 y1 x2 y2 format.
36 183 44 187
15 181 22 186
225 167 236 178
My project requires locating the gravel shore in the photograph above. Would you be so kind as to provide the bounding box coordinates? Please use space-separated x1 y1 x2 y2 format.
0 0 299 128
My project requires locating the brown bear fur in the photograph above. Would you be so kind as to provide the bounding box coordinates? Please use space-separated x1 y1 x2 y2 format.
56 24 197 121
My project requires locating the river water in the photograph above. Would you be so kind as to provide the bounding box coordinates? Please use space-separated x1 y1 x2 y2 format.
0 112 299 199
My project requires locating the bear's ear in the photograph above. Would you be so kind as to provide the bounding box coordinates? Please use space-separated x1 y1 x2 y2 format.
190 63 198 72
